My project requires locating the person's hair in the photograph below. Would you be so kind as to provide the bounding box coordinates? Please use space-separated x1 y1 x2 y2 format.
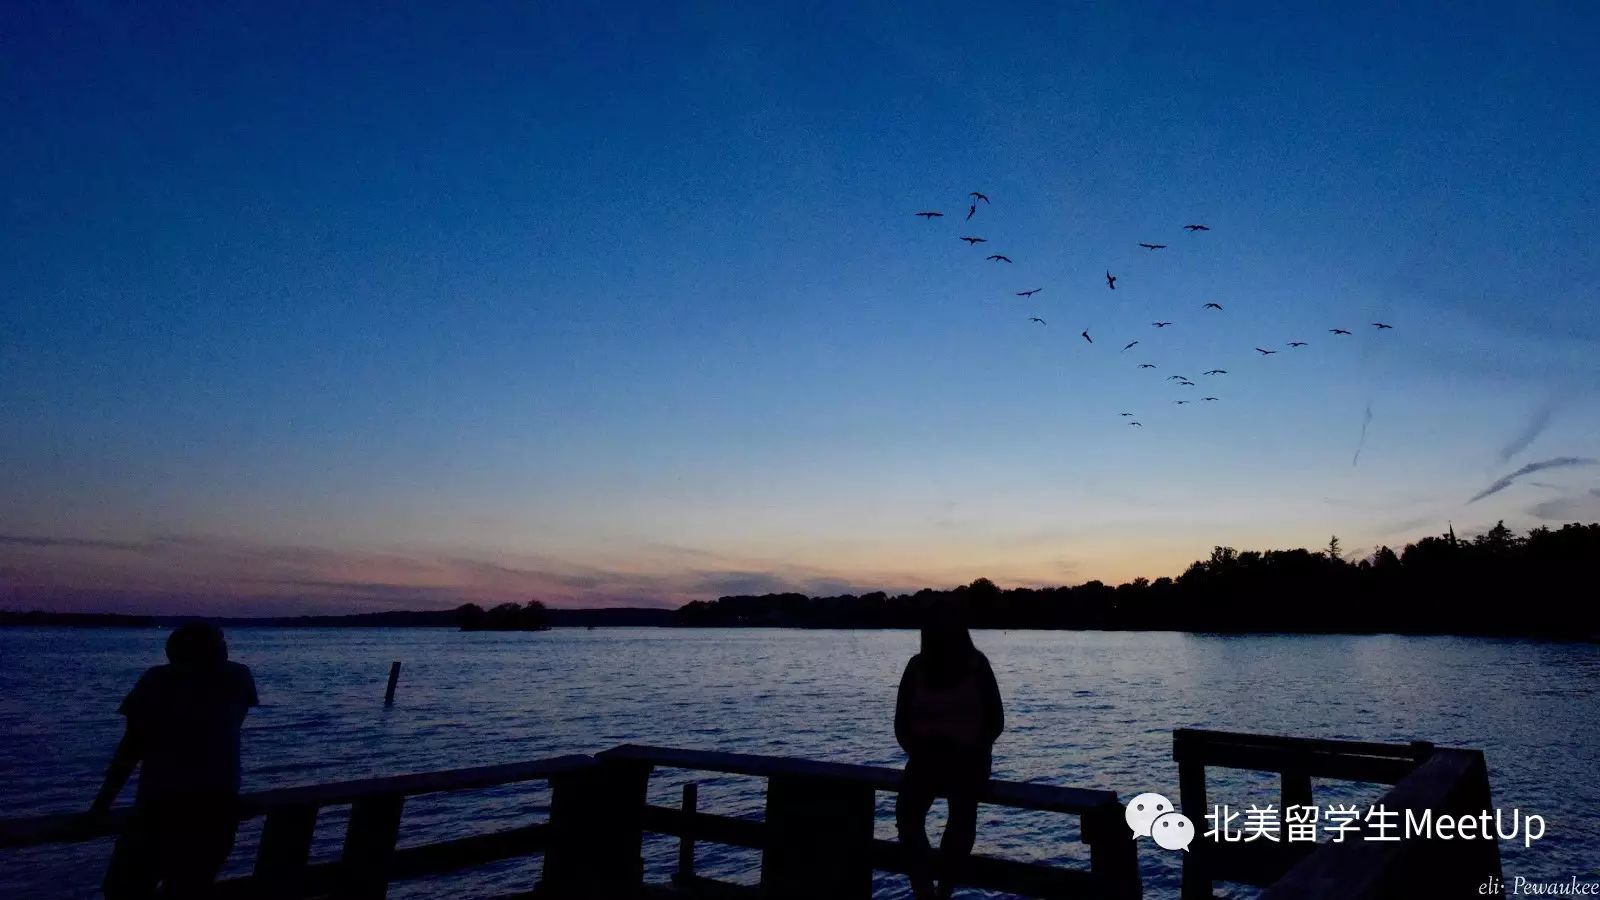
166 622 228 667
919 604 976 688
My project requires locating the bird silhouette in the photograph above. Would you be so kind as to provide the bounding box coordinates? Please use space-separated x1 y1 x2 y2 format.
987 254 1013 263
1256 347 1278 355
1373 322 1393 329
916 211 943 219
1166 375 1188 382
1183 224 1211 231
1139 363 1157 369
1288 341 1308 347
1122 340 1139 351
960 236 986 245
1105 271 1117 290
971 191 989 203
1202 397 1219 401
1330 328 1352 335
1203 302 1223 310
1152 321 1172 327
1016 288 1042 297
1175 400 1191 405
1120 412 1135 417
1081 330 1093 344
1139 243 1167 250
1177 379 1195 386
1203 369 1228 375
1029 317 1047 325
1129 421 1143 427
966 204 976 221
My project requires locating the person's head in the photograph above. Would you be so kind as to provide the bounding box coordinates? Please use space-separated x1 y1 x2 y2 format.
166 622 228 667
919 603 975 674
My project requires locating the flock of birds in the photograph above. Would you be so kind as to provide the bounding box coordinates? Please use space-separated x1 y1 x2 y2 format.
915 193 1394 428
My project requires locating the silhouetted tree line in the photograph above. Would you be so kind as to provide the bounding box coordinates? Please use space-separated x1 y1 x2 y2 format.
672 522 1600 638
455 599 552 631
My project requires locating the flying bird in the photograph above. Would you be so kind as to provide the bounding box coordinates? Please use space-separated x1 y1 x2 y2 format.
1256 347 1278 355
1081 330 1093 344
1120 412 1135 417
916 211 943 219
1203 302 1223 310
1183 224 1211 231
1139 363 1157 369
1122 340 1139 351
1177 380 1195 386
960 236 986 245
987 254 1013 263
1373 322 1393 329
965 204 976 221
1330 328 1352 335
1152 321 1172 327
1139 242 1167 250
1202 397 1219 401
1129 421 1143 427
1203 369 1227 375
1029 317 1047 326
1105 271 1117 290
1175 400 1191 405
1016 288 1042 297
1288 341 1308 347
970 191 989 203
1166 375 1188 382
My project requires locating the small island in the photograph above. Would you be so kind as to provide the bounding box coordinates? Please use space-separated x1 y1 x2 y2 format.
454 600 551 632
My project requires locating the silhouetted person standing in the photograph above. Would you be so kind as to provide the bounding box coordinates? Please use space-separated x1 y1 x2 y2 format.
92 623 258 899
895 611 1004 900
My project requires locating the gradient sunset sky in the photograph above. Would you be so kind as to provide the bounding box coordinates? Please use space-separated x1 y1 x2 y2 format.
3 2 1598 614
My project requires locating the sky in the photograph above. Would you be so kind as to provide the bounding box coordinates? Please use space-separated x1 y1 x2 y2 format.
3 1 1598 614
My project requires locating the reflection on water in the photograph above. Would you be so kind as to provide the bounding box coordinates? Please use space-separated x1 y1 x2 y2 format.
1 627 1595 898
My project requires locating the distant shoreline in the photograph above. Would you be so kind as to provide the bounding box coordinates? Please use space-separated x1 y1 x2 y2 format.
1 610 1595 643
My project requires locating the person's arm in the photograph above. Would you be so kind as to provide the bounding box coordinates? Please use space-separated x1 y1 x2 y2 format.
977 654 1004 746
894 657 919 754
90 721 144 815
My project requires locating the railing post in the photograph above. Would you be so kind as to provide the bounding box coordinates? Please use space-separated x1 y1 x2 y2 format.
1177 747 1212 900
253 803 318 899
338 794 405 899
760 773 874 900
542 757 651 899
1085 799 1143 899
1280 770 1313 812
674 782 698 887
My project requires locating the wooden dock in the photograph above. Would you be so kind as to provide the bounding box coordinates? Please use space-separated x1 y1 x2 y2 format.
0 729 1501 899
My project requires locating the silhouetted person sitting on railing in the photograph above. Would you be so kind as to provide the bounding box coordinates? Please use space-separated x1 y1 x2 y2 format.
894 609 1004 900
91 623 259 899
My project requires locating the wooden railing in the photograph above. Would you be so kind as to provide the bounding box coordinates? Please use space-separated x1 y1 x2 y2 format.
0 746 1137 899
1173 728 1502 900
0 755 594 899
601 744 1140 900
0 730 1503 899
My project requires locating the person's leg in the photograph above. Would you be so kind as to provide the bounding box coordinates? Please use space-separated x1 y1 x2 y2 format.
156 794 239 899
934 751 990 899
101 809 159 900
896 762 938 900
935 791 979 898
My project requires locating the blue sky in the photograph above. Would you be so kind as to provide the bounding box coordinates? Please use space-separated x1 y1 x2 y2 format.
3 1 1598 612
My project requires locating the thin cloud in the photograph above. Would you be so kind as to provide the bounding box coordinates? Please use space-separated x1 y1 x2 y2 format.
1528 488 1600 522
1468 457 1598 504
1497 398 1561 464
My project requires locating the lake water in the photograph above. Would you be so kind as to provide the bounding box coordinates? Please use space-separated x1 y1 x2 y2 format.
0 627 1596 898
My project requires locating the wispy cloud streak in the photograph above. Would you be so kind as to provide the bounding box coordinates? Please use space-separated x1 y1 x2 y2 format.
1468 457 1598 504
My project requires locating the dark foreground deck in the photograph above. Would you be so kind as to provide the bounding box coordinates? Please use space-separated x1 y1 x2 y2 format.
0 729 1500 899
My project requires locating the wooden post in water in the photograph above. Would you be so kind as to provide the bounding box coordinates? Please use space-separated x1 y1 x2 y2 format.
675 782 698 886
384 661 401 706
